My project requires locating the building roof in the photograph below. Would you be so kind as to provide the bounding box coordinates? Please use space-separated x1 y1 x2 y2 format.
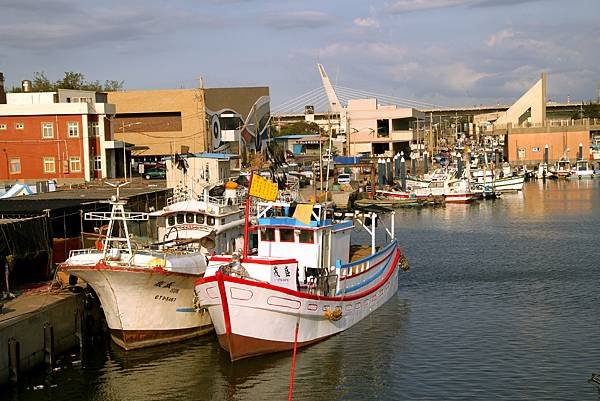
274 134 321 140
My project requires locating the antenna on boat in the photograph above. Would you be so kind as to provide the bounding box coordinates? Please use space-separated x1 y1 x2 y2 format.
106 181 129 202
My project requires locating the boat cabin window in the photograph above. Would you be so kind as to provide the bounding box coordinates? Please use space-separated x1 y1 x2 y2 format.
196 213 205 224
177 213 184 224
261 228 275 241
298 230 314 244
167 215 175 226
186 213 194 223
207 216 215 226
221 218 225 225
279 228 294 242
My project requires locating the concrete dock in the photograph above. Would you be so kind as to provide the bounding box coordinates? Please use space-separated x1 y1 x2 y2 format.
0 287 84 386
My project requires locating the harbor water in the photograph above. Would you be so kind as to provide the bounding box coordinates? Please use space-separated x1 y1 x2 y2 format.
3 179 600 400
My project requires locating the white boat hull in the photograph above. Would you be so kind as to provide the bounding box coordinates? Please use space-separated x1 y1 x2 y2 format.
196 244 402 360
61 264 212 349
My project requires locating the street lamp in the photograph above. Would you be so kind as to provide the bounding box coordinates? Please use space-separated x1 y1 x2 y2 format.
121 122 141 181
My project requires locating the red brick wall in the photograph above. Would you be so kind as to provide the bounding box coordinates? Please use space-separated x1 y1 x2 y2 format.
0 114 86 180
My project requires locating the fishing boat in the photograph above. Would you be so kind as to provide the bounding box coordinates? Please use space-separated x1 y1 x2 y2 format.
195 186 408 361
149 182 245 254
59 182 245 349
568 159 595 179
427 170 476 203
471 169 525 191
549 157 572 179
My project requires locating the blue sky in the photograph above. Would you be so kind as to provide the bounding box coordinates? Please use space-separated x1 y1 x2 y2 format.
1 0 599 110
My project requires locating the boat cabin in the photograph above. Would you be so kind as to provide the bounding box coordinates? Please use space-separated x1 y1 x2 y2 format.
149 185 245 254
254 202 353 285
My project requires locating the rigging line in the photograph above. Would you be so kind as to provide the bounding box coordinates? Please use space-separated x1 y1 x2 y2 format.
272 87 324 109
277 91 330 113
333 86 434 108
333 85 436 107
333 85 447 108
271 87 325 112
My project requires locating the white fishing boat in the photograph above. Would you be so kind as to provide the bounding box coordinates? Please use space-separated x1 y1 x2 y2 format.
535 163 549 179
59 182 245 349
471 169 525 191
549 158 572 179
195 183 408 361
568 159 595 179
428 170 476 203
150 182 245 254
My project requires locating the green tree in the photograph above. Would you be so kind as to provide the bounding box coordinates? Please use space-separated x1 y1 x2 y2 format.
56 71 85 89
275 121 321 137
7 71 125 92
571 101 600 119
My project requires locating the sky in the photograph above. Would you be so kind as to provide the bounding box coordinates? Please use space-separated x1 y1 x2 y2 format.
1 0 599 111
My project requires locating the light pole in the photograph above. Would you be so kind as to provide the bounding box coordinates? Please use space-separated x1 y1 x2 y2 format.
121 122 141 181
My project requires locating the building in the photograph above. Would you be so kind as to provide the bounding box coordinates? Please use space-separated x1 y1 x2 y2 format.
106 86 271 168
166 153 238 196
346 99 424 156
0 81 117 184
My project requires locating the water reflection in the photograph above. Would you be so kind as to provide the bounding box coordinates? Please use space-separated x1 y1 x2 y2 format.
4 179 600 401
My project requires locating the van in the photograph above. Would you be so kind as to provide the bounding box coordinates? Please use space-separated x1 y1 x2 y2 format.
337 173 351 185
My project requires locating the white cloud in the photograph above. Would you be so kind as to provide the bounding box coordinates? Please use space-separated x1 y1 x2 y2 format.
386 0 473 14
385 0 549 14
353 17 380 28
487 29 514 47
264 11 331 30
318 41 408 62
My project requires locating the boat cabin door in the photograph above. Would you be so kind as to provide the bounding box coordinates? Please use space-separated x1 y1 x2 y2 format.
320 229 331 269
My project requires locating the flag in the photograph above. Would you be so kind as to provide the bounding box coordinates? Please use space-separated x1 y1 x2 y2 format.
292 203 314 225
248 173 278 201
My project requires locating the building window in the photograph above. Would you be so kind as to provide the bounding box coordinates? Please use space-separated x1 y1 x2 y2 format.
261 228 275 242
9 158 21 174
0 123 6 130
42 122 54 138
279 229 295 242
43 157 56 173
69 156 81 172
89 122 100 137
298 230 314 244
16 122 24 130
94 156 102 171
68 122 79 137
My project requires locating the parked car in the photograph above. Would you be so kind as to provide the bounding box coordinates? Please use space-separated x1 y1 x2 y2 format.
337 173 352 185
143 168 166 180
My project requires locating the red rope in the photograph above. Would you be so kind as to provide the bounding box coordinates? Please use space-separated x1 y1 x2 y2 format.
288 317 300 401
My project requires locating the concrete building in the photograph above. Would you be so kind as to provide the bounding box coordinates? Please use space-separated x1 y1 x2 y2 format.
505 126 590 165
166 153 238 196
0 83 117 184
345 99 424 156
107 86 270 167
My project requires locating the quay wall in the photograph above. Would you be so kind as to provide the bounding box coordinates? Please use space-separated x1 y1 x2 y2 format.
0 292 83 386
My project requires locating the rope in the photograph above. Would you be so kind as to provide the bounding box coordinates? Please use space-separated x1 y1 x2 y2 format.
288 313 301 401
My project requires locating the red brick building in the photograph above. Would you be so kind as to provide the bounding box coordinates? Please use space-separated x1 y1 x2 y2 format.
0 88 118 184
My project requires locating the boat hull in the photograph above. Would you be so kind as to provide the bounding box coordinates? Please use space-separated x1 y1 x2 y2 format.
61 265 213 349
196 245 401 361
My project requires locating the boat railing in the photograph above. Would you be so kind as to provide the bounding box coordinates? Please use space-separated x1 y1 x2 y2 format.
68 248 100 257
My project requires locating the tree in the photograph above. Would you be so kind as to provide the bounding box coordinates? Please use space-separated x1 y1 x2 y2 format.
571 101 600 119
55 71 85 89
32 71 53 91
274 121 321 137
7 71 125 92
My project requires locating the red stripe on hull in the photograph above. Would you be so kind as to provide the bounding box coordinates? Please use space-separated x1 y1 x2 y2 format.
217 332 330 361
110 325 213 350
